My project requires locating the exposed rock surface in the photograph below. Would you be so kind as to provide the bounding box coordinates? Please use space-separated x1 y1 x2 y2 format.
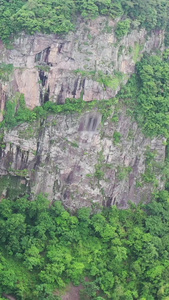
0 105 165 209
0 17 166 209
0 17 164 111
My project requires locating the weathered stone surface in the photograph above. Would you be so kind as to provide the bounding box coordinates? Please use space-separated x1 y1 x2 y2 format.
0 106 165 210
0 17 166 209
14 68 40 109
0 17 164 112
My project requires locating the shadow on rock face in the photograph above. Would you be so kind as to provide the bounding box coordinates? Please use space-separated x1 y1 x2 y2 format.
78 111 102 132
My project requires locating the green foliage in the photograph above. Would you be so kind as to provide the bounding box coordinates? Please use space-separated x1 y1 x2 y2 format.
0 192 169 299
1 93 37 129
94 167 104 180
117 166 132 181
113 131 122 144
0 0 169 43
118 45 125 57
1 3 169 299
0 92 118 129
133 43 143 63
73 69 96 77
94 150 105 180
144 147 157 165
0 175 27 200
119 51 169 137
74 69 125 91
115 19 131 39
0 63 14 81
97 70 126 90
35 65 50 72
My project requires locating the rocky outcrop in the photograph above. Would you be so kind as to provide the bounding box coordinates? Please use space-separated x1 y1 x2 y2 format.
0 17 166 209
0 17 164 112
0 105 165 209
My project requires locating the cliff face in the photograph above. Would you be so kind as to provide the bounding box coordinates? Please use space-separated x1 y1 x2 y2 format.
0 17 166 209
0 108 166 209
0 17 164 111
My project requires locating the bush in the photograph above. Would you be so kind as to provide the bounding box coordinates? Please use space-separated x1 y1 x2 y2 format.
115 19 131 39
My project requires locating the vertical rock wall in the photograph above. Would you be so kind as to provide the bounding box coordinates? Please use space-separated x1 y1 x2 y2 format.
0 17 166 209
0 106 166 209
0 17 164 112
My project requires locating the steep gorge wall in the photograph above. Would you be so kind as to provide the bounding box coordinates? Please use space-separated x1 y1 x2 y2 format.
0 107 166 209
0 17 166 209
0 17 164 112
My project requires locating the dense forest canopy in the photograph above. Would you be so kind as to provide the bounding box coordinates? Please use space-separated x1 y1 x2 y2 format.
0 0 169 42
1 192 169 300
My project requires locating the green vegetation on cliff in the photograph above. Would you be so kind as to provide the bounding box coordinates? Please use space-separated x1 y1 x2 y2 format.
0 0 169 43
0 191 169 299
2 49 169 141
1 2 169 300
0 92 117 129
119 50 169 137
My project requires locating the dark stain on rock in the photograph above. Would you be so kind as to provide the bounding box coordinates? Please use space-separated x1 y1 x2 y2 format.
4 151 13 169
79 112 102 132
44 86 50 103
63 189 71 200
92 117 97 131
39 70 48 87
44 47 50 63
35 47 51 63
87 116 99 131
72 78 79 97
33 155 41 170
112 197 116 205
78 122 84 131
58 43 64 54
82 78 86 89
66 171 74 184
106 197 112 207
57 84 64 104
